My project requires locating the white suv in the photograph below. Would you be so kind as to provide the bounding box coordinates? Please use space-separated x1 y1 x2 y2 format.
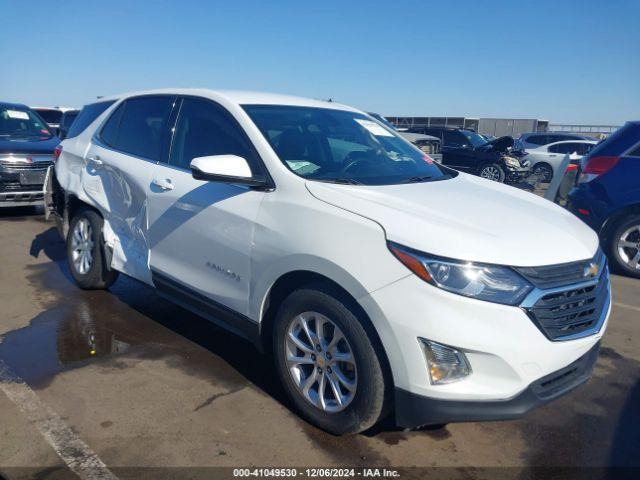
48 89 610 435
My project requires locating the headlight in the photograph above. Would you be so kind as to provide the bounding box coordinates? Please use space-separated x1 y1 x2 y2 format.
388 242 533 305
504 156 520 168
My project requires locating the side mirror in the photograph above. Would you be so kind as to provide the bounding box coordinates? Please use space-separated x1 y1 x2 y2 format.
58 127 68 140
190 155 267 187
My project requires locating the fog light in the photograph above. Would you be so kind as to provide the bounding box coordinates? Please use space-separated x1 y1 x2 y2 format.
419 339 471 385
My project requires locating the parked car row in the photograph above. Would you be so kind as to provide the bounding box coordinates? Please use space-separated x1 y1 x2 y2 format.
31 106 75 132
408 126 530 183
368 113 443 162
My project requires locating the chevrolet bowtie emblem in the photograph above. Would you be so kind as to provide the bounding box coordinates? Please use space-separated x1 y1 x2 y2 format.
583 262 599 278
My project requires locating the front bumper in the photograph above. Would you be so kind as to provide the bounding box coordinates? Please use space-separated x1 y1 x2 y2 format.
0 191 44 207
0 162 50 207
505 165 531 183
395 342 600 427
359 268 609 425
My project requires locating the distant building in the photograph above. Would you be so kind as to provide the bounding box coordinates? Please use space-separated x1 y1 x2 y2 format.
386 116 548 138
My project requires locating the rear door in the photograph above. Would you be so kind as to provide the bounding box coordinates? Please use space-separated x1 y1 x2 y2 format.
83 95 177 283
146 96 267 317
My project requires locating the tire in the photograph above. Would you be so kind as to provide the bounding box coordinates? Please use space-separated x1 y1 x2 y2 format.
605 214 640 278
532 163 554 183
478 163 506 183
67 208 119 289
273 286 388 435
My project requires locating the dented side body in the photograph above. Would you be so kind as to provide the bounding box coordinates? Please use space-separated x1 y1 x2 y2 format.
50 100 153 284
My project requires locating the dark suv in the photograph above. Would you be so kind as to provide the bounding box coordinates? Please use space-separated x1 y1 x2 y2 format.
409 126 529 183
568 121 640 277
0 102 59 207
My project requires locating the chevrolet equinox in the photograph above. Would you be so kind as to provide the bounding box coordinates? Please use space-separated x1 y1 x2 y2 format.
46 89 610 435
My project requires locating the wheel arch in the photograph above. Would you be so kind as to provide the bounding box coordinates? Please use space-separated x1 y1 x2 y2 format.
258 268 396 393
62 192 103 238
600 202 640 242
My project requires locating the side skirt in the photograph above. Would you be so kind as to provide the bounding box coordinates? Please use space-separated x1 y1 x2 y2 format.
151 270 262 350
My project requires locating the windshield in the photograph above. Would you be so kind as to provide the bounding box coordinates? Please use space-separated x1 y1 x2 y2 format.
243 105 454 186
368 113 397 131
0 107 53 140
460 130 488 148
34 109 62 125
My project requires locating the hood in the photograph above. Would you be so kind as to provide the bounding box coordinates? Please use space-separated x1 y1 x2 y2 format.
399 132 440 143
0 136 59 155
480 135 514 153
306 174 598 267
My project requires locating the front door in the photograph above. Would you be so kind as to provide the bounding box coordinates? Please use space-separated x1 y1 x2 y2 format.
147 97 267 316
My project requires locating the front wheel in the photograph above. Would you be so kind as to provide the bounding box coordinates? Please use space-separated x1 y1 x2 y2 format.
606 214 640 278
273 287 388 435
67 209 119 289
479 163 506 182
532 163 554 183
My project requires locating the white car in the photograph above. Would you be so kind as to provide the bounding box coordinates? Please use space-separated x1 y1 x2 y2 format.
47 89 610 435
525 140 597 182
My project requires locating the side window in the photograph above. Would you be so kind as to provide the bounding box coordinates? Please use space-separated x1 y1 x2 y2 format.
549 142 579 154
442 130 465 147
169 98 259 172
115 96 174 161
577 143 593 155
100 103 124 147
66 100 115 139
527 135 546 145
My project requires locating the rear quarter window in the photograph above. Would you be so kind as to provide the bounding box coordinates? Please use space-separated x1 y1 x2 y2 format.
100 96 174 161
66 101 116 139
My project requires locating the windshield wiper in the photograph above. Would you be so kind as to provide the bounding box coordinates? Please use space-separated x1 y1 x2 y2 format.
323 178 364 185
405 175 434 183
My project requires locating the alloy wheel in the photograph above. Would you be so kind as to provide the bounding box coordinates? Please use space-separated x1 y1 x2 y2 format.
617 224 640 270
70 218 94 275
285 311 357 413
533 164 553 182
480 165 501 181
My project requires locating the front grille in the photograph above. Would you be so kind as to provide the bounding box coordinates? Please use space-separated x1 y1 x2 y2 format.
523 266 609 341
516 249 605 289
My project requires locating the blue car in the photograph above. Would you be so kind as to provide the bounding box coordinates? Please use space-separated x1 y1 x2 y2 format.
568 121 640 277
0 102 59 207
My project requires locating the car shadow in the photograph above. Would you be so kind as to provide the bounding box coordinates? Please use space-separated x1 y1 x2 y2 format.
24 226 292 410
609 378 640 466
0 205 42 220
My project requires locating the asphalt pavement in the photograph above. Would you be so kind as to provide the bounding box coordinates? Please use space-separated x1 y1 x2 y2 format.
0 206 638 480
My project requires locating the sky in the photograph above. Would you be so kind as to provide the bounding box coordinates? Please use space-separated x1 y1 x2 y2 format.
1 0 638 125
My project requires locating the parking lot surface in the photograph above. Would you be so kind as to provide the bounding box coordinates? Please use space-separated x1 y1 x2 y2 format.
0 207 638 479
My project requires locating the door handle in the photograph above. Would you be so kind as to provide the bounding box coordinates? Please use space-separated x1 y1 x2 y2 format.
152 178 174 191
87 155 103 166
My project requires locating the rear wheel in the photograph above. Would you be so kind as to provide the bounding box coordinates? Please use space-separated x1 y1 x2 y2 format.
273 287 387 435
607 214 640 278
479 163 505 183
67 209 119 289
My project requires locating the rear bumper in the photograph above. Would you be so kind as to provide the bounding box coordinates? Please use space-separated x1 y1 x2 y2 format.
395 342 600 428
567 186 606 232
